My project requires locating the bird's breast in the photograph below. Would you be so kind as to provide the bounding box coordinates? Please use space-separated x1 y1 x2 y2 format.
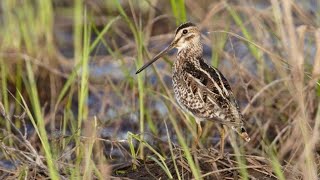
172 63 205 118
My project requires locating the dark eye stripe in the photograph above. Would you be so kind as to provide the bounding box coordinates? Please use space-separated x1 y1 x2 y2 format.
185 34 195 41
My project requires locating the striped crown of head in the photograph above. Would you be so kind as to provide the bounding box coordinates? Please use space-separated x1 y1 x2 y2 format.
175 22 196 34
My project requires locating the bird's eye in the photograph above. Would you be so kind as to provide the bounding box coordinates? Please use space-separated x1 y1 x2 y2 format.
241 127 246 133
182 29 188 34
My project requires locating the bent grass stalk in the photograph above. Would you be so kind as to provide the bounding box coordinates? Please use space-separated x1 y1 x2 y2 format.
167 112 202 179
113 0 146 158
267 144 285 180
230 132 249 180
225 3 263 78
22 61 59 180
128 132 173 179
164 120 181 180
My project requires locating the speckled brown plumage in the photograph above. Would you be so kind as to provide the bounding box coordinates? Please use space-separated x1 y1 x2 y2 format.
136 22 250 155
173 55 241 125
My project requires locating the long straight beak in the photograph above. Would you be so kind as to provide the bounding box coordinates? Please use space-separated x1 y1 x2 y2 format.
136 44 174 74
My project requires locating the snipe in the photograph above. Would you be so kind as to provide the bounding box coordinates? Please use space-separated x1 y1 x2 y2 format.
136 22 250 155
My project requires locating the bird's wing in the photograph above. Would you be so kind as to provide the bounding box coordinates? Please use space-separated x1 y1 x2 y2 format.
182 59 243 125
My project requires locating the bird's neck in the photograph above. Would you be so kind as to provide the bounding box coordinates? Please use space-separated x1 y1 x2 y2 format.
177 42 203 59
175 44 204 72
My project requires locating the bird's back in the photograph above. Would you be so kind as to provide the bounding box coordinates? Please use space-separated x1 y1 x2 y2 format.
172 54 244 126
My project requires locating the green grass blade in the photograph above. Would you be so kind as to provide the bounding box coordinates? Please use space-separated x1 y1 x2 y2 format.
0 59 11 143
211 25 229 67
167 112 202 179
164 120 181 180
225 3 263 78
225 3 262 60
78 7 90 130
230 133 248 180
23 61 59 180
170 0 186 24
268 147 285 180
113 0 146 158
148 156 173 179
89 16 120 52
127 131 137 170
128 132 173 179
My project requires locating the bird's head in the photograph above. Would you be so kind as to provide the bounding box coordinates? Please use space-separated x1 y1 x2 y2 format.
172 22 202 53
136 22 202 74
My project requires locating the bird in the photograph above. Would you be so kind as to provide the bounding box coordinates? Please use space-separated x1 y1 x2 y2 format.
136 22 250 155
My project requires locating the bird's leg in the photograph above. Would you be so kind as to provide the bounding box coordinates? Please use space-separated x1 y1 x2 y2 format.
193 122 202 147
197 122 203 144
219 125 225 156
213 125 226 161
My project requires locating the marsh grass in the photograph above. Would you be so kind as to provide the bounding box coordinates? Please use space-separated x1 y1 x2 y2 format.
0 0 319 179
170 0 187 25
